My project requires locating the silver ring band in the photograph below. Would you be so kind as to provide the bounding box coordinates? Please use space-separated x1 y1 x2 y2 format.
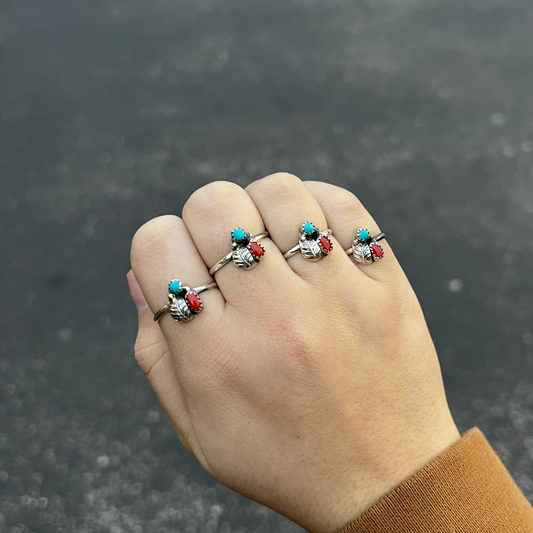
194 281 219 294
209 231 269 276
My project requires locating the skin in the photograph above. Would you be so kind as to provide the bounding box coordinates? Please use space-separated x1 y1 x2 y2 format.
128 174 459 533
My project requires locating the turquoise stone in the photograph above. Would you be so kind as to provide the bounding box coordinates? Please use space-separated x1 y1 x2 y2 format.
303 222 315 234
358 229 369 240
169 280 181 293
232 228 245 241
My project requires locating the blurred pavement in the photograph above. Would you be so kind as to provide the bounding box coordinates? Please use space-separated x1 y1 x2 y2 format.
1 0 533 532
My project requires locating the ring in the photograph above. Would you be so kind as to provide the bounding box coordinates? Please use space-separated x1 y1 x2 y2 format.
283 222 333 261
154 279 218 322
345 228 386 264
208 228 269 276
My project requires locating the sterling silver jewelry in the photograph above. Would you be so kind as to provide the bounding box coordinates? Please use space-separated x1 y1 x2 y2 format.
154 279 217 323
209 229 269 276
345 228 386 264
283 222 333 261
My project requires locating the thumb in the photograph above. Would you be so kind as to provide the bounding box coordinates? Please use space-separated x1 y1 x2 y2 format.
127 270 167 375
126 270 195 454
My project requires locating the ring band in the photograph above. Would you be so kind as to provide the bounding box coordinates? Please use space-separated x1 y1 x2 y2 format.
154 280 218 323
283 222 333 261
345 228 386 264
209 229 269 276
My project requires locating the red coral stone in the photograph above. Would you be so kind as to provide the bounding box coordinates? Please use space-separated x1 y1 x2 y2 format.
186 292 202 311
249 242 264 258
319 236 332 252
371 244 383 258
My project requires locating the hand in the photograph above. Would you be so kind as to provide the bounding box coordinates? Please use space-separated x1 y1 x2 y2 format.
128 174 459 533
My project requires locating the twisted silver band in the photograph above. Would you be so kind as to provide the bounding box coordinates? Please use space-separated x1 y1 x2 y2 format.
154 281 217 322
209 231 269 276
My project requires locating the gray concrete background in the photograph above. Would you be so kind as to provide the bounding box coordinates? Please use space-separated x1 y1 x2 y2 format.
1 0 533 531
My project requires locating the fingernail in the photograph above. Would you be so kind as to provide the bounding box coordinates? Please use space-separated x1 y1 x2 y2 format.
127 270 149 313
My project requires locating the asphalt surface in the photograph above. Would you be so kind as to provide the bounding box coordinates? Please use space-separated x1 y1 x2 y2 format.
1 0 533 532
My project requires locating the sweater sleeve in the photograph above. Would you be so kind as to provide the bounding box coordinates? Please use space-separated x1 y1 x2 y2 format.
338 428 533 533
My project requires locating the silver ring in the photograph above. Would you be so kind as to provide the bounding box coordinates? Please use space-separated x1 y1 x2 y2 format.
282 222 333 261
209 229 269 276
154 279 218 322
345 228 386 264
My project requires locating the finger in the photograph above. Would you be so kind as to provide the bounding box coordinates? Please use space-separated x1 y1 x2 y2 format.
130 214 226 411
304 181 403 283
131 215 225 326
127 270 194 454
246 173 357 281
182 181 300 308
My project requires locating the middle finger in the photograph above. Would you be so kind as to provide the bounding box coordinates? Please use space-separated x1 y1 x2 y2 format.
182 181 300 308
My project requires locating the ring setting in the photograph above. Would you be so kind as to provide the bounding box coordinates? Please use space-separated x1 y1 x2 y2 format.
230 228 266 269
154 279 217 322
346 228 386 264
283 222 333 261
209 229 269 276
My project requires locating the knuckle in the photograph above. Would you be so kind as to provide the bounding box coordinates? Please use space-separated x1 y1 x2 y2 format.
131 215 183 261
330 189 367 221
372 293 397 326
365 284 411 332
183 181 243 222
208 350 243 382
251 172 304 202
189 331 244 385
338 288 361 322
268 314 321 368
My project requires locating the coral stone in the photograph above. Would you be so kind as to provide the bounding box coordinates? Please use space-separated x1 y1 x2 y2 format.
371 244 383 258
249 242 264 258
303 222 315 234
186 292 202 311
169 280 181 293
232 228 246 241
319 236 332 251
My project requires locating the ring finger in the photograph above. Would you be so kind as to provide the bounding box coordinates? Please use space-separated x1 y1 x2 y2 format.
246 173 357 282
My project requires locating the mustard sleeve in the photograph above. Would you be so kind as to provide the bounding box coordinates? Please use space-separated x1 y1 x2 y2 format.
338 428 533 533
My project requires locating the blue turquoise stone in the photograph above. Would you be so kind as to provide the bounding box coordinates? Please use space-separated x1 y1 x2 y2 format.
303 222 315 234
169 280 181 293
232 228 246 241
358 229 369 240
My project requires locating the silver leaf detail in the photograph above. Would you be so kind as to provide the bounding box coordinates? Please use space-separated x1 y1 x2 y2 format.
232 247 258 269
169 294 194 322
352 243 373 264
300 237 323 261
